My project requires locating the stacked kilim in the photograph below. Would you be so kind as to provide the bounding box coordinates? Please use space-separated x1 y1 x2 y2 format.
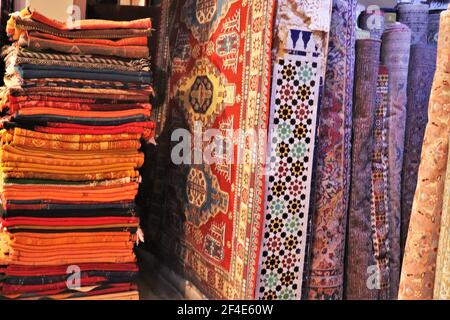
0 7 154 300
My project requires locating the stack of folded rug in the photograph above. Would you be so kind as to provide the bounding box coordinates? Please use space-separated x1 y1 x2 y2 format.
0 7 154 300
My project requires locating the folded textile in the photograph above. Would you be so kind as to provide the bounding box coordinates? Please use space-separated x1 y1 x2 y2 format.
4 46 151 73
11 90 151 103
8 8 152 40
1 143 145 158
35 123 154 140
3 202 136 211
1 151 144 169
6 233 136 246
2 273 137 295
12 84 152 98
19 33 150 59
4 263 139 276
3 134 141 151
9 284 139 300
16 107 151 119
7 8 152 40
1 165 139 177
2 170 140 182
10 90 151 102
66 290 140 301
8 99 152 113
2 217 139 227
1 183 139 203
5 252 137 266
2 208 136 218
16 65 151 84
4 271 137 285
1 6 150 301
0 145 145 167
4 227 139 234
30 32 148 46
13 114 149 127
20 79 151 92
9 127 143 141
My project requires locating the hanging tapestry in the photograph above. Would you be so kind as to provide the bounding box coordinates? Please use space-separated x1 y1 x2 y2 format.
401 44 437 252
256 0 332 300
307 0 356 300
345 39 381 300
434 144 450 300
161 0 275 300
380 22 411 299
397 3 429 45
400 6 450 300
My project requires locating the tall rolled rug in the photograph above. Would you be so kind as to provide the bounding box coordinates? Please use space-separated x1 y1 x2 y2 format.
399 6 450 300
435 147 450 300
307 0 356 300
381 22 411 299
369 65 391 300
401 44 437 252
397 3 429 45
345 39 381 300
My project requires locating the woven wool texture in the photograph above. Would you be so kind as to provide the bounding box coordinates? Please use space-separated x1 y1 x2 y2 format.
345 39 381 300
163 0 276 300
397 3 429 45
428 10 442 45
369 65 391 299
381 22 411 299
434 146 450 300
400 6 450 300
307 0 356 300
401 44 437 252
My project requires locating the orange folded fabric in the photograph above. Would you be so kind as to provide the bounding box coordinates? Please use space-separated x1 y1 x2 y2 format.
2 169 140 181
10 232 135 246
30 10 152 31
1 150 144 168
2 144 145 159
2 182 138 194
12 127 143 142
67 291 140 300
2 192 138 203
23 34 150 59
8 251 136 266
30 32 148 46
1 162 138 174
8 136 141 151
11 241 134 253
1 187 138 203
